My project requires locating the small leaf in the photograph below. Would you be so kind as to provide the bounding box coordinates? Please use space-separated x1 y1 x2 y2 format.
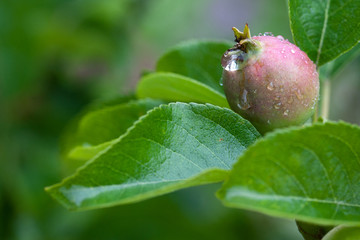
136 72 229 108
289 0 360 66
46 103 260 210
156 40 233 93
218 122 360 225
323 225 360 240
62 98 163 161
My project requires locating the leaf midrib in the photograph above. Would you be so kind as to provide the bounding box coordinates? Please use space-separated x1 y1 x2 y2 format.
316 0 331 65
226 189 360 208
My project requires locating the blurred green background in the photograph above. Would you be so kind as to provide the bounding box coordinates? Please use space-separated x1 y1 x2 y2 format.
1 0 359 239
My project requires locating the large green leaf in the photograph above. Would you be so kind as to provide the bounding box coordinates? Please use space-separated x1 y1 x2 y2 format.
218 122 360 225
289 0 360 66
323 225 360 240
46 103 260 210
62 98 163 161
136 72 229 108
156 40 233 93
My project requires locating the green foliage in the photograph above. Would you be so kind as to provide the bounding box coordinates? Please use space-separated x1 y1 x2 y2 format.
218 122 360 225
62 98 163 161
0 0 141 100
156 41 233 94
323 225 360 240
289 0 360 66
136 72 229 107
46 103 260 210
37 1 360 238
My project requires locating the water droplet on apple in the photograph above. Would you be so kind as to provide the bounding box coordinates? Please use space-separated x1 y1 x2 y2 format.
263 32 273 36
238 89 250 110
274 102 281 109
221 50 244 71
267 82 274 91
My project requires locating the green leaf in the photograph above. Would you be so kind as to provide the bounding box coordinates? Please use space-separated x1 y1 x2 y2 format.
136 72 229 108
289 0 360 66
218 122 360 225
67 140 115 161
156 40 233 93
62 98 163 161
46 103 260 210
320 43 360 80
323 225 360 240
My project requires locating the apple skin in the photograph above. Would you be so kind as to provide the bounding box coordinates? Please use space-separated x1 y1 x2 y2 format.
222 35 319 134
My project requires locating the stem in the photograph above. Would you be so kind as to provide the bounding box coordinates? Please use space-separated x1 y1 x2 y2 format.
312 103 318 123
320 79 331 121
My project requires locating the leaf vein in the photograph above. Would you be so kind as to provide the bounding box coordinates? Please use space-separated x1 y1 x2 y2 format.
316 0 331 65
156 118 231 169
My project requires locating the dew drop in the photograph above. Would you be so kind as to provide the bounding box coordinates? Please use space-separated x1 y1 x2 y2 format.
311 99 317 109
281 48 285 54
267 82 274 91
227 61 239 71
219 77 223 86
295 90 303 100
263 32 273 36
274 102 281 109
221 50 244 71
291 49 295 54
276 35 285 41
237 89 250 110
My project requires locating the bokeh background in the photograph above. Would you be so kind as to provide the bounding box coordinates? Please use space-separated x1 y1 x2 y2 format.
1 0 359 239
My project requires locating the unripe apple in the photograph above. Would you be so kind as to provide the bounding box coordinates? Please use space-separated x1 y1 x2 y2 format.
222 25 319 134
